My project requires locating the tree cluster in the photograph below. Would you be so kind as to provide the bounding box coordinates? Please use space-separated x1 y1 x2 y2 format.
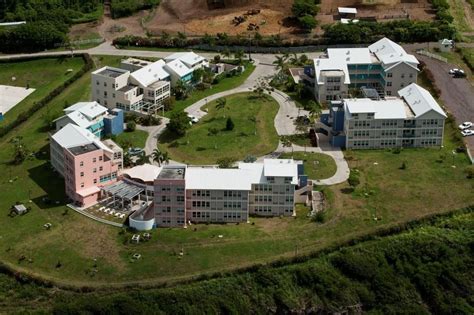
0 0 101 52
110 0 160 19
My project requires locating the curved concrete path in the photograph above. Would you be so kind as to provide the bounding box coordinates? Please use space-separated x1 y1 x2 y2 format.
137 59 347 185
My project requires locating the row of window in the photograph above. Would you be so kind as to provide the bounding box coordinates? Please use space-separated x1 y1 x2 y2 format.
385 73 414 79
160 186 185 193
223 190 242 198
192 190 211 197
420 139 439 145
192 201 211 208
79 156 103 167
254 206 293 213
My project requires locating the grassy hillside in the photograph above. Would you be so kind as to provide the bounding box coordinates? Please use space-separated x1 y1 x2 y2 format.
1 209 472 314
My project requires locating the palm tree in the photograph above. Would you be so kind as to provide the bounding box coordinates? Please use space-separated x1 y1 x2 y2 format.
280 136 293 155
273 55 286 72
222 48 231 60
215 98 227 117
289 53 299 66
215 97 227 109
234 50 245 65
152 148 165 166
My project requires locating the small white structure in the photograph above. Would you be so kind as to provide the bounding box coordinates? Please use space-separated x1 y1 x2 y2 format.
12 204 28 215
438 39 454 52
338 7 357 18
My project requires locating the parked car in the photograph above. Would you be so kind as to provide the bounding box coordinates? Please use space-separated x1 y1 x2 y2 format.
459 122 473 130
461 129 474 137
128 147 144 156
450 69 466 78
187 114 199 124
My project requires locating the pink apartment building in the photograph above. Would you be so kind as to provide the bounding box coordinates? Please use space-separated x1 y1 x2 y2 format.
63 143 119 208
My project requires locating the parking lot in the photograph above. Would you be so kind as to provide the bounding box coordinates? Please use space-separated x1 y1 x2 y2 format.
414 54 474 161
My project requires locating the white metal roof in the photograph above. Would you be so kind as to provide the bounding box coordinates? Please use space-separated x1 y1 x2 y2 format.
56 112 91 129
185 167 259 191
123 164 162 183
344 98 408 119
369 37 419 67
164 59 193 78
398 83 447 118
64 101 108 120
327 48 373 65
165 52 206 67
263 159 299 184
314 58 350 85
51 124 112 153
338 7 357 14
130 60 169 87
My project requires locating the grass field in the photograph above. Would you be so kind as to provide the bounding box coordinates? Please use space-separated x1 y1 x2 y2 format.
165 64 256 117
115 130 149 149
0 57 85 125
281 152 337 180
159 93 279 164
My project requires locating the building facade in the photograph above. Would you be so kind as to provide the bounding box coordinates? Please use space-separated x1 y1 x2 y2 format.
149 159 302 228
320 83 447 149
54 102 124 137
305 38 419 103
63 143 120 207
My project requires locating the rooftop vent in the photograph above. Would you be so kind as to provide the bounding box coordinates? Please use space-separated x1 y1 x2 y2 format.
346 50 350 55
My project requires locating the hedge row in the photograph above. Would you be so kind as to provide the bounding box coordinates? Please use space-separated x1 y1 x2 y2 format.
0 54 94 139
113 20 456 51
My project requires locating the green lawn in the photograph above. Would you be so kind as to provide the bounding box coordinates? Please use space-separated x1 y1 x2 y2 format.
0 57 85 126
0 55 472 288
281 152 337 180
165 64 256 117
158 93 279 164
115 130 148 149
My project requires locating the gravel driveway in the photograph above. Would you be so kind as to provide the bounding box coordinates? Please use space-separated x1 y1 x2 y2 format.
413 53 474 162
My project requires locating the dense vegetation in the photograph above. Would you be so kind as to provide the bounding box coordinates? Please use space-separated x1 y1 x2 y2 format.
1 210 472 313
292 0 320 31
110 0 160 19
0 0 102 52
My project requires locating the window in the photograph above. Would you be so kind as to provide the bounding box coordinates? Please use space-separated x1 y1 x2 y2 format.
80 182 84 188
112 93 116 98
80 172 84 177
99 156 103 161
386 91 392 96
93 158 96 163
80 161 84 167
401 73 405 79
99 166 103 171
104 82 107 87
409 73 414 78
387 73 393 78
96 81 99 85
177 196 184 202
93 168 97 173
93 179 97 184
386 82 392 87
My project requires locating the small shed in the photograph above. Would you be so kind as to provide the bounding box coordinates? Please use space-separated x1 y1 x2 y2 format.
12 204 28 215
338 7 357 19
438 39 454 52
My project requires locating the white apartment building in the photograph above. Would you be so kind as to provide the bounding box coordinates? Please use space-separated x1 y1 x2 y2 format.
343 83 447 149
92 62 171 114
306 38 419 103
91 52 208 113
153 159 301 228
54 102 108 136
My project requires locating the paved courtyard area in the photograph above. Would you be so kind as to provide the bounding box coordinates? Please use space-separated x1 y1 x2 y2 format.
0 85 35 115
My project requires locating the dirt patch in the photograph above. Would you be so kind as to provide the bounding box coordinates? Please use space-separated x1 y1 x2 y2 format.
146 0 295 36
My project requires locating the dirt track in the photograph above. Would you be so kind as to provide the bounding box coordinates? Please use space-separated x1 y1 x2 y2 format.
145 0 295 36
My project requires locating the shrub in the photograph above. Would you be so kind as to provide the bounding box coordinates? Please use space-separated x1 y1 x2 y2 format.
348 172 360 188
465 166 474 179
226 117 235 131
167 111 190 136
298 14 318 30
217 157 237 168
312 211 326 223
126 121 136 132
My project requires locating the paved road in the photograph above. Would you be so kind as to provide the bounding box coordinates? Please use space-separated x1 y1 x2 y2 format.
404 44 474 161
